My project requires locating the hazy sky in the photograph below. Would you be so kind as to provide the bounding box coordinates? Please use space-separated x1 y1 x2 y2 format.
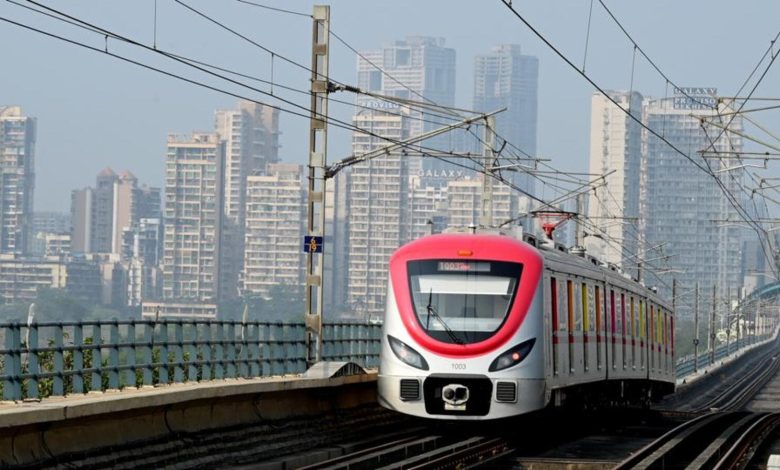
2 0 778 211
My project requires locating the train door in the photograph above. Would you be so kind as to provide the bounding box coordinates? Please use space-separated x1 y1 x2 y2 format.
549 276 559 377
551 276 570 380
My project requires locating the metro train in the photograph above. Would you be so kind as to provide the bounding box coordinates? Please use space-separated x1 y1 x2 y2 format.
378 232 676 420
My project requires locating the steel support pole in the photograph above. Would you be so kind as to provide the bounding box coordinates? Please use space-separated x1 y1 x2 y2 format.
710 284 716 365
304 5 330 365
726 287 731 354
479 115 496 229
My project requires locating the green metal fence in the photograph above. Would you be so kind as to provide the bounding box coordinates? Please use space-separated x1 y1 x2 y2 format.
0 320 382 401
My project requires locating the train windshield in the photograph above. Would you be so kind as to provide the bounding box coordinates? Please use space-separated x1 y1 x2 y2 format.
407 260 522 344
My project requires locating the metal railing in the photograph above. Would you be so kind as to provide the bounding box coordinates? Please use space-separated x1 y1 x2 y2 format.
0 320 381 401
676 328 778 378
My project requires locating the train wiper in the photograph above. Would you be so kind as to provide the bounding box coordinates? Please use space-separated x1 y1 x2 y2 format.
426 292 464 345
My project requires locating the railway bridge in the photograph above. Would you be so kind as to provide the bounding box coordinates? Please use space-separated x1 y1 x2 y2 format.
0 282 778 468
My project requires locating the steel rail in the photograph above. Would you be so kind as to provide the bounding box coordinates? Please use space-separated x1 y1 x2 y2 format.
405 437 513 469
614 412 741 469
694 354 780 413
713 412 780 469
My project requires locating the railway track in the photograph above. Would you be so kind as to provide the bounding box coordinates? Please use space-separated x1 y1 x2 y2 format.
299 435 513 469
613 411 780 469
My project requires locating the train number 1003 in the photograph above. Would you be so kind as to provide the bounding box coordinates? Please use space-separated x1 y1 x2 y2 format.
451 363 467 370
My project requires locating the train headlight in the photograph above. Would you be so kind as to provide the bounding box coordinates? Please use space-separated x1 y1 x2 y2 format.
388 335 429 370
488 338 536 372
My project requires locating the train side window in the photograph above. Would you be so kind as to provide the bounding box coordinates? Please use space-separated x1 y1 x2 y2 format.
621 293 627 369
567 280 575 333
551 277 558 331
639 300 645 369
595 285 602 369
574 283 583 332
629 296 635 368
610 289 616 370
582 282 591 333
649 304 655 369
567 279 575 374
558 280 568 331
551 277 559 376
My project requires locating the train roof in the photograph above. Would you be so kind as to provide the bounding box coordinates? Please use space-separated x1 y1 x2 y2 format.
397 231 671 309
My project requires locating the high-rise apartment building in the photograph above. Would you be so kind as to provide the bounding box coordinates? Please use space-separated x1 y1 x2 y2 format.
641 88 744 314
162 133 225 303
0 106 35 254
356 37 456 186
243 164 305 298
33 212 70 235
215 101 280 302
123 217 163 306
586 91 643 273
473 45 539 195
71 169 160 256
445 178 516 230
347 106 410 316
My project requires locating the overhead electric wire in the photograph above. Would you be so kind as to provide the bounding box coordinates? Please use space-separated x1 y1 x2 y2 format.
234 0 311 18
498 0 773 266
595 0 717 110
11 0 622 249
2 9 505 186
9 0 484 163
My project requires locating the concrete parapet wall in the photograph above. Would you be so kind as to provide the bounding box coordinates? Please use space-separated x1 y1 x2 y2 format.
0 372 377 467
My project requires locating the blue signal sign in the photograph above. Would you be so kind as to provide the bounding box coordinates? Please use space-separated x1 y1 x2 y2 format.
304 236 323 253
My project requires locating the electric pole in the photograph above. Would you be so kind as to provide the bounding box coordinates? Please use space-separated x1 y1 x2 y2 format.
304 5 330 364
479 115 496 229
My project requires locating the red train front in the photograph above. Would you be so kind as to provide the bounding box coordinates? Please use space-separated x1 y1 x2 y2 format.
378 232 676 420
377 233 547 419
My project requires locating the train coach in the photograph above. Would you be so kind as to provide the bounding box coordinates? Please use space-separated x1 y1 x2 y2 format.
378 232 675 420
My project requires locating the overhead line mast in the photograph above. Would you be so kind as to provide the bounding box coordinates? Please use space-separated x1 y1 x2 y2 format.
304 5 330 364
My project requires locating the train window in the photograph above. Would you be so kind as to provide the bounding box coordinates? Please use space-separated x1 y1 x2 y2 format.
610 289 616 369
582 282 594 332
639 300 645 340
551 277 559 376
620 294 626 335
595 286 602 333
631 296 637 368
407 259 522 344
567 280 575 333
595 285 602 368
551 278 558 333
558 279 567 330
610 290 616 337
621 293 626 369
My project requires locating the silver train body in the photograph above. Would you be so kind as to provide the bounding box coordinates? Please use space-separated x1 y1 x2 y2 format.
378 233 675 420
